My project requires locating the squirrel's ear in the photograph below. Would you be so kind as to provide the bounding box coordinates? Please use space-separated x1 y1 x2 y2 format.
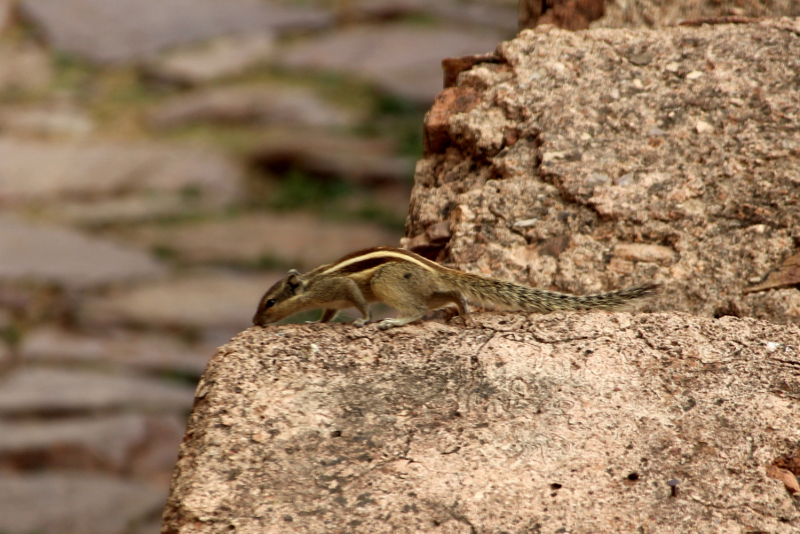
286 270 305 292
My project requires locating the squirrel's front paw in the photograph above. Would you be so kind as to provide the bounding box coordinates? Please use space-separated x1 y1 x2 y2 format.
353 318 369 327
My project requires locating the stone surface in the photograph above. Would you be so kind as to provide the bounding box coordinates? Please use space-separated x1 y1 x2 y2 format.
0 42 53 93
277 25 502 104
251 130 414 185
0 106 94 138
0 473 166 534
0 413 183 473
0 140 241 206
520 0 605 30
407 20 800 325
80 272 284 331
0 367 194 415
122 213 402 270
162 313 800 533
19 0 333 64
147 85 355 130
0 215 165 288
20 327 214 375
45 196 194 227
595 0 800 29
144 32 275 86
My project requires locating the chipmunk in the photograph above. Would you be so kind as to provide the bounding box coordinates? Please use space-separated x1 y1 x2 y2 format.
252 246 661 330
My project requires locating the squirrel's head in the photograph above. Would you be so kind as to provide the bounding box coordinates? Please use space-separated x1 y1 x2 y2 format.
252 270 307 326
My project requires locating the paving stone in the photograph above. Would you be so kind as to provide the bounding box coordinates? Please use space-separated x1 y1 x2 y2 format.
0 106 94 138
80 271 284 330
0 42 53 93
20 327 214 375
0 473 166 534
0 367 195 415
251 130 414 185
147 85 356 130
276 25 502 104
0 215 165 288
20 0 333 64
0 413 184 474
0 140 241 206
144 32 275 86
122 212 402 270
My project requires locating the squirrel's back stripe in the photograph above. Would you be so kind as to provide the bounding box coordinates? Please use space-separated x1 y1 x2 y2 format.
320 247 443 276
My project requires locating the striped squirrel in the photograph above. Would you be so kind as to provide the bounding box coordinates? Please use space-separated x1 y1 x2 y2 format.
252 246 660 330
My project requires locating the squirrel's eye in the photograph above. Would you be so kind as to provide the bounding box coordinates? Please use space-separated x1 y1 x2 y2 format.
266 299 276 308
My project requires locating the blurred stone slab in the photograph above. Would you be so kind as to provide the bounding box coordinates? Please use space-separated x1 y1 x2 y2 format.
80 271 283 330
0 216 164 288
46 196 193 227
0 367 194 415
0 140 241 206
0 473 165 534
19 0 333 64
147 85 356 130
144 32 275 86
0 413 183 473
276 25 502 104
20 327 214 375
355 0 518 33
0 42 53 93
0 106 94 138
251 130 414 185
122 213 402 270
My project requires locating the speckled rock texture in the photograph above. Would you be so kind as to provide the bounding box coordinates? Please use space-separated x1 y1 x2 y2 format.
408 18 800 325
162 313 800 533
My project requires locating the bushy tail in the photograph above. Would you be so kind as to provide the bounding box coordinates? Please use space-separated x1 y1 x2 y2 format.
450 273 661 313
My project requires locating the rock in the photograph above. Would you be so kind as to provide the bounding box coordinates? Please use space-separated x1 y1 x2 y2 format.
146 85 356 130
0 215 164 288
80 271 284 331
20 327 214 376
0 367 194 415
250 130 414 186
143 32 275 86
613 243 676 264
19 0 333 64
45 196 194 227
520 0 605 31
595 0 800 28
0 413 183 473
0 106 94 138
0 42 53 93
162 313 800 533
0 140 241 206
406 21 800 325
277 25 502 105
120 212 402 270
0 473 166 534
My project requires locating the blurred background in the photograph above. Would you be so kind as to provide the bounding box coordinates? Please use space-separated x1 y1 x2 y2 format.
0 0 796 533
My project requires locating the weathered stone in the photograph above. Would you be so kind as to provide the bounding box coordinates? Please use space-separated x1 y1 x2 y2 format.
147 85 355 130
407 21 800 325
0 473 166 534
80 272 283 331
277 25 502 104
20 327 214 375
0 216 164 288
46 196 193 227
120 213 402 270
162 313 800 533
0 106 94 138
0 367 194 415
144 32 275 86
595 0 800 28
19 0 333 64
0 413 183 473
0 42 53 93
0 140 241 206
520 0 605 30
250 130 414 185
613 243 676 264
